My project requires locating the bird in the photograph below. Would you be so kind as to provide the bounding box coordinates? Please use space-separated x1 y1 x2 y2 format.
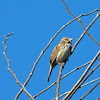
47 37 73 82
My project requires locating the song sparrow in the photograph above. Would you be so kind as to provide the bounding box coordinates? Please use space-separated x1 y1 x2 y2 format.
47 37 73 82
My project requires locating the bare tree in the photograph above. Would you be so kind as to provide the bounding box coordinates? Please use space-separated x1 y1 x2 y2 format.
2 1 100 100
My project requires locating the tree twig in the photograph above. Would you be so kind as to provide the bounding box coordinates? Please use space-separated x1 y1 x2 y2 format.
32 12 100 99
15 8 100 100
81 77 100 88
63 51 100 100
71 13 100 53
56 64 64 100
33 58 100 98
80 81 100 100
33 60 89 98
52 77 100 100
62 0 100 46
2 33 34 100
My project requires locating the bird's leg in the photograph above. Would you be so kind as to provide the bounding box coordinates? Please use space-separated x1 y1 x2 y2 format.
62 62 66 69
58 62 65 69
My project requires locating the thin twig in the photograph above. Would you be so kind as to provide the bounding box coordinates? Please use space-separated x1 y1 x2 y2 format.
53 92 69 100
81 77 100 88
71 13 100 53
52 77 100 100
68 63 100 100
33 13 100 99
53 63 100 99
63 51 100 100
33 58 100 98
61 60 92 79
62 0 100 46
56 65 64 100
15 9 100 99
2 33 34 100
80 81 100 100
33 60 89 98
33 11 100 99
79 63 100 88
15 29 61 99
63 9 100 35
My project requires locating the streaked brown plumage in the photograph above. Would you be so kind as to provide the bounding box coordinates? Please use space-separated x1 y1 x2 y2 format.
47 37 73 82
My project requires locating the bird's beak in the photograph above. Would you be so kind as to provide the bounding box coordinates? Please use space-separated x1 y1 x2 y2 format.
70 38 73 41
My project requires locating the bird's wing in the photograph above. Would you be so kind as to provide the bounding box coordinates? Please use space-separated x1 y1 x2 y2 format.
50 43 62 67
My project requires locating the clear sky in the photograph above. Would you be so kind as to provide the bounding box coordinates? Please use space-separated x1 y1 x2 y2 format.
0 0 100 100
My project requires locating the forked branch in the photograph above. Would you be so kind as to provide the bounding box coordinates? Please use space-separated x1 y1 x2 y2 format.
62 0 100 46
15 4 100 100
2 33 34 100
80 80 100 100
63 51 100 100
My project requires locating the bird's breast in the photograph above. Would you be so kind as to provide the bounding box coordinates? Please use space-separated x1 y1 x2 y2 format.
57 45 71 63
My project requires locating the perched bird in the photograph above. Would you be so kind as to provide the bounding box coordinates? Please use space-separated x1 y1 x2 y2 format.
47 37 73 82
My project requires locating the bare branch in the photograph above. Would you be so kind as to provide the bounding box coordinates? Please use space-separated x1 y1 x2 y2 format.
53 92 69 100
71 13 100 53
56 64 65 100
53 77 100 100
63 9 100 33
33 60 89 98
80 81 100 100
34 82 56 98
63 52 100 100
79 63 100 88
62 0 100 47
80 9 100 16
2 33 34 100
15 9 100 99
53 68 100 100
32 11 100 99
61 60 92 79
81 77 100 88
33 58 100 98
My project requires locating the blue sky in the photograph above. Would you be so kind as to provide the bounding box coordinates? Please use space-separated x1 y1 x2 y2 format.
0 0 100 100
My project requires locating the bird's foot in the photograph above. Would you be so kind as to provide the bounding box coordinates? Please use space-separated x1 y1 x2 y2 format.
58 62 65 69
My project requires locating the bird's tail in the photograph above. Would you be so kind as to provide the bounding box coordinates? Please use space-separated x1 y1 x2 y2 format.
47 65 53 82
